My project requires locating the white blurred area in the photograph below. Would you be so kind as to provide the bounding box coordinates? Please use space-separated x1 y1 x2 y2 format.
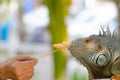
67 0 117 38
0 0 118 80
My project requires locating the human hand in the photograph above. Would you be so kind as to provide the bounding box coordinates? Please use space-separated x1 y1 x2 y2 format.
0 55 38 80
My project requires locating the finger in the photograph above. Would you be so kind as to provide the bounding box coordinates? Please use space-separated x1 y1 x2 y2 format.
17 68 34 80
22 66 34 71
21 71 34 80
9 68 34 80
17 56 38 64
8 60 36 76
3 56 35 67
9 61 23 76
18 67 34 76
18 73 33 80
20 59 38 69
16 55 33 61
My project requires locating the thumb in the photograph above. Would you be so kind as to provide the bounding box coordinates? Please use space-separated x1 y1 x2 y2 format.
20 59 38 67
16 55 33 61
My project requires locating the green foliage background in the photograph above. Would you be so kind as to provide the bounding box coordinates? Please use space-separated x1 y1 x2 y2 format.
44 0 70 80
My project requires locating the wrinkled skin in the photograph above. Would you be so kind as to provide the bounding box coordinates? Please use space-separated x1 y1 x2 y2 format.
68 35 120 80
0 55 38 80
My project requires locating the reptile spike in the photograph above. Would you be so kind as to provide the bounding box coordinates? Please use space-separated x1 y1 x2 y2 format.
100 25 106 36
112 28 119 39
106 26 111 37
99 30 102 36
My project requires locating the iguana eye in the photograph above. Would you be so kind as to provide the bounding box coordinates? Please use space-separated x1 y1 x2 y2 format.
84 38 90 44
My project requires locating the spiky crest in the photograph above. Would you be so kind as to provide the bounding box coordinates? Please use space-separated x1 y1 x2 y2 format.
99 25 119 39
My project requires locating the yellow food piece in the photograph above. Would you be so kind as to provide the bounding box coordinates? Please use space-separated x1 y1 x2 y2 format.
53 41 70 51
62 41 70 48
112 75 120 80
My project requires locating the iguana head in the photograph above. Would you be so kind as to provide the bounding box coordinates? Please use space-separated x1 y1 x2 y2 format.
68 35 109 66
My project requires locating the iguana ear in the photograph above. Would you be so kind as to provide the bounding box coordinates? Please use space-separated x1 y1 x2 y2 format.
96 54 107 66
90 53 108 66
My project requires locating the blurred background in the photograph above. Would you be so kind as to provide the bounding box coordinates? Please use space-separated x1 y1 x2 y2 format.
0 0 119 80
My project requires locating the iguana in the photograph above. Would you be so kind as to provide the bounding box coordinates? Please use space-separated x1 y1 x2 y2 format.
68 27 120 80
